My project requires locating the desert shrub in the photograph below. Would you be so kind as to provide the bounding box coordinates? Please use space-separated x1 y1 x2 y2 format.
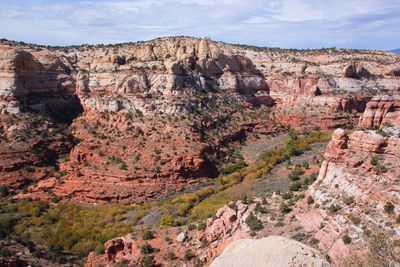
343 196 355 206
197 222 206 231
124 113 133 121
282 191 293 200
375 164 388 174
2 200 133 258
349 214 361 225
329 204 341 213
290 181 302 191
140 243 154 255
307 196 314 205
245 212 263 231
279 202 291 214
116 259 129 267
142 229 154 240
288 166 304 181
342 234 352 244
140 255 155 267
160 215 174 227
187 224 196 231
163 251 176 260
183 250 196 261
302 161 310 169
254 203 267 214
0 185 9 197
219 160 247 175
178 202 192 216
384 202 395 213
382 121 394 127
0 215 15 238
119 162 128 170
376 129 388 137
370 155 380 166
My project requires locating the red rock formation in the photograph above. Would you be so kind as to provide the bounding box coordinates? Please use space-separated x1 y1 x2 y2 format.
1 37 400 204
342 62 371 78
268 74 370 130
358 95 400 128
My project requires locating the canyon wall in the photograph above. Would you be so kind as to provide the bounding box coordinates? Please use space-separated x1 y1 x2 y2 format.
1 37 400 204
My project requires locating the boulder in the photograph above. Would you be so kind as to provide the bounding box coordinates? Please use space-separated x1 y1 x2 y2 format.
210 236 330 267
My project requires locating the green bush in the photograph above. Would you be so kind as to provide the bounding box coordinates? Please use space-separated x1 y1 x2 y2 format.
329 204 341 213
140 243 154 255
183 250 196 261
0 185 9 197
343 196 355 206
282 191 293 200
140 255 155 267
288 166 304 181
0 246 12 257
163 251 176 260
219 160 248 175
370 155 380 166
159 215 174 227
197 222 206 231
279 202 291 214
245 212 263 231
142 229 154 240
2 200 133 258
384 202 395 213
342 234 352 244
254 203 267 214
290 181 302 192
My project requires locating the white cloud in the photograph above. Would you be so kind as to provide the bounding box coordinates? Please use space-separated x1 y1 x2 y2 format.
0 0 398 49
244 16 269 24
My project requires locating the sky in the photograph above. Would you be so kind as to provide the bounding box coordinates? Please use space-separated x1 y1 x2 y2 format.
0 0 399 50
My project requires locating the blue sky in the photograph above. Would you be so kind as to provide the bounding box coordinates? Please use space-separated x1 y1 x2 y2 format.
0 0 399 49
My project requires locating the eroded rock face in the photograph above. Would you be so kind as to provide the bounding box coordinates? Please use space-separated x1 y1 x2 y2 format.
268 74 370 130
204 202 254 242
211 236 330 267
295 124 400 264
342 62 371 79
358 96 400 128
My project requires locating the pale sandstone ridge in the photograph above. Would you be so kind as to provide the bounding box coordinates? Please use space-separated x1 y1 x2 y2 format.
211 236 330 267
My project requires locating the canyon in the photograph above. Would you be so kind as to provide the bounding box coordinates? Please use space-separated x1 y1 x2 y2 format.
0 37 399 266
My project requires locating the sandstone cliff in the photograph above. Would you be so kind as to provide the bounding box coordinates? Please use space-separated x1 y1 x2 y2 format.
1 37 400 204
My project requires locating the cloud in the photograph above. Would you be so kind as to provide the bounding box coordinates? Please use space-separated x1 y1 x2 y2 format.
0 0 398 49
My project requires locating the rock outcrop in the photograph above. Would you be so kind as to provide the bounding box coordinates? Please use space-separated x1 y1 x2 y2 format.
295 124 400 265
358 95 400 128
342 62 371 78
211 236 330 267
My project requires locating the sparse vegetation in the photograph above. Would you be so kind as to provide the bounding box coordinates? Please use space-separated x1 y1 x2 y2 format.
342 234 352 244
141 243 155 254
245 212 263 231
142 229 155 240
384 202 395 214
183 250 196 261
